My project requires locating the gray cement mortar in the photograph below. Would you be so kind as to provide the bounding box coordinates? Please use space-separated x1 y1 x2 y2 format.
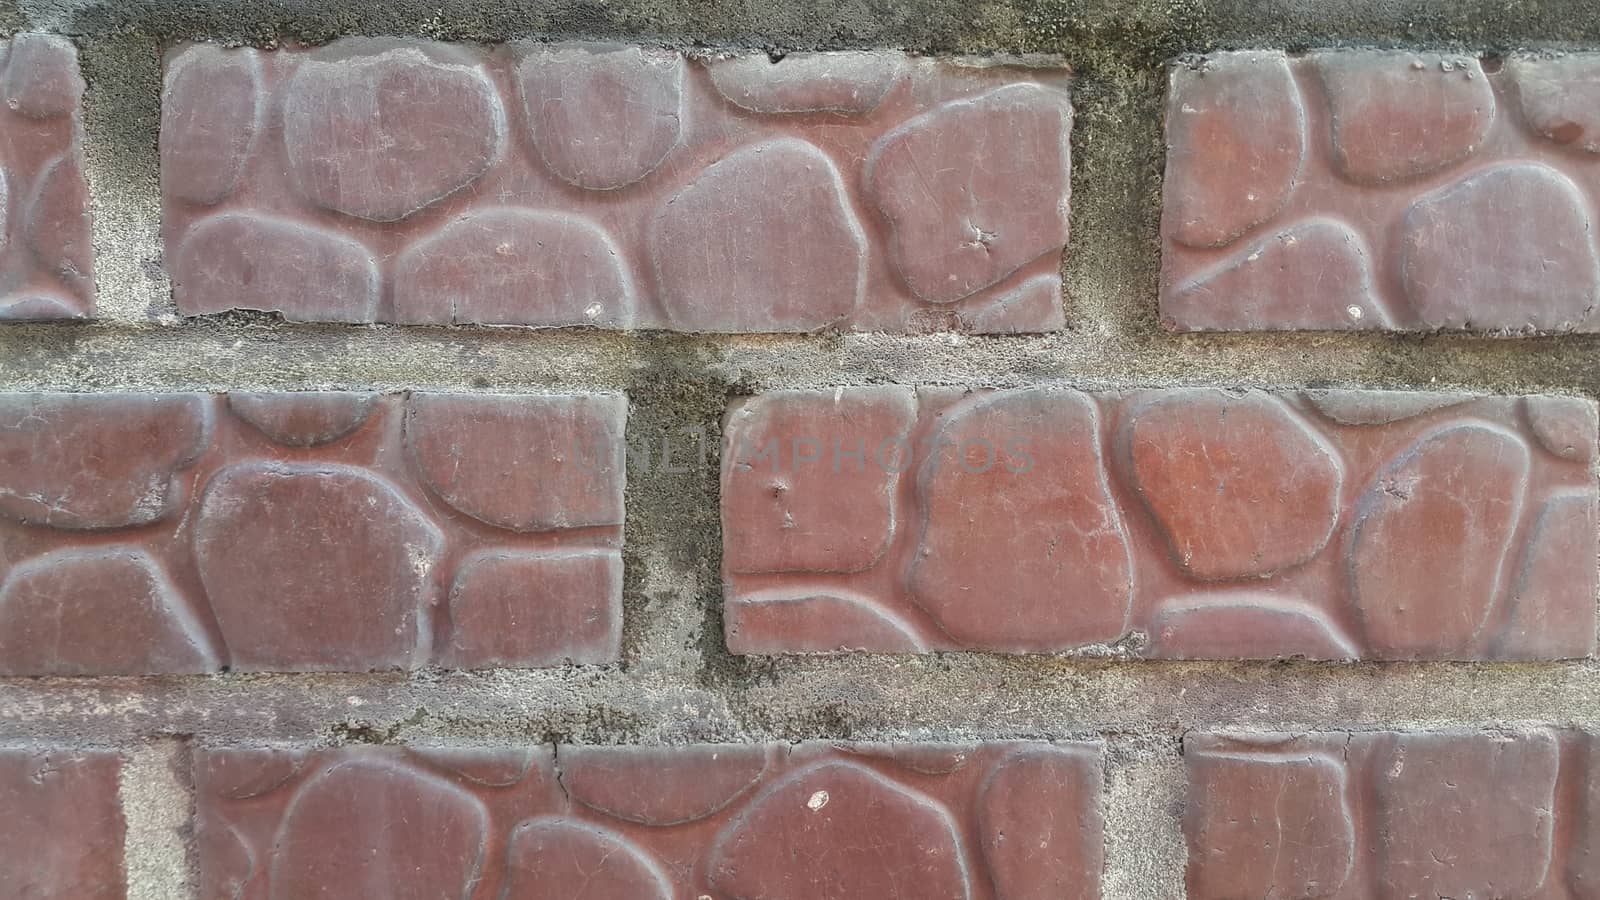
6 0 1600 896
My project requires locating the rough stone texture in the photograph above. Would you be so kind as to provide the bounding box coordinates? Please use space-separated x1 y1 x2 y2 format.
0 392 625 674
0 34 93 320
1162 50 1600 333
160 40 1071 332
195 741 1103 900
723 387 1598 659
1185 730 1570 900
0 747 126 899
10 4 1600 898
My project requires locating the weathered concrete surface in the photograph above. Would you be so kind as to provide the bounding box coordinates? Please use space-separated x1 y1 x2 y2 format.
4 1 1600 898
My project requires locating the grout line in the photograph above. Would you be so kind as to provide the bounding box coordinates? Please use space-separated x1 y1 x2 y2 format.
10 660 1600 743
1101 732 1188 900
119 738 195 900
77 32 170 323
5 324 1600 396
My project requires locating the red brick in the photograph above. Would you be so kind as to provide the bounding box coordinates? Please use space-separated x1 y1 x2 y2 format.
0 747 125 899
1185 730 1566 900
195 740 1102 900
0 34 93 320
1161 50 1600 333
1567 733 1600 894
0 392 625 674
160 41 1071 332
722 387 1598 659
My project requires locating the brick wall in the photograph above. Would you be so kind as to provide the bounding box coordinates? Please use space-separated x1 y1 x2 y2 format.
3 0 1600 897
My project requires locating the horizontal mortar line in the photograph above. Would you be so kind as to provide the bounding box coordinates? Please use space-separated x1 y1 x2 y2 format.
2 325 1600 393
5 660 1600 740
28 0 1600 46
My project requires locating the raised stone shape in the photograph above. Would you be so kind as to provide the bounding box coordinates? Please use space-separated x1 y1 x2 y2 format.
161 44 263 205
1305 390 1468 426
0 548 219 676
2 34 83 119
198 747 309 800
722 387 915 574
908 389 1133 650
502 818 671 899
1376 731 1558 898
726 590 926 654
269 757 489 900
173 213 380 321
561 744 770 826
1185 747 1355 899
195 462 443 671
1163 52 1305 248
1125 390 1343 580
25 153 93 296
1569 735 1600 896
1400 164 1600 331
978 746 1103 900
1499 491 1599 659
393 209 634 326
440 550 621 668
959 274 1066 333
405 393 626 532
1348 424 1530 658
282 42 504 221
406 745 549 788
515 43 682 191
708 52 903 114
650 138 866 331
1165 219 1386 330
1509 54 1600 152
867 84 1071 302
1314 51 1495 183
1148 595 1359 660
1526 394 1600 462
708 761 970 900
0 394 211 529
228 392 377 447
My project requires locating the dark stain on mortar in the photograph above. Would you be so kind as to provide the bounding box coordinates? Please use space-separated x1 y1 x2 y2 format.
619 337 732 672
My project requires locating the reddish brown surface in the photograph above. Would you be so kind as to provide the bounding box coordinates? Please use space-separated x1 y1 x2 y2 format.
0 392 625 674
722 387 1598 659
159 40 1072 333
1162 50 1600 333
195 740 1103 900
1184 730 1600 900
0 34 93 320
0 747 125 899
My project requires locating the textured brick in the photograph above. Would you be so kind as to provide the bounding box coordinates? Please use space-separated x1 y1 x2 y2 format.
1162 50 1600 333
195 740 1103 900
0 392 625 674
160 40 1071 332
0 34 93 320
723 387 1597 659
0 747 125 899
1185 730 1575 900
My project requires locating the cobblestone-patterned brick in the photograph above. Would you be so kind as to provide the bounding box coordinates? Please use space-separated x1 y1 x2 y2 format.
1162 50 1600 333
0 392 625 674
0 34 93 320
160 41 1071 333
195 740 1103 900
1185 730 1575 899
723 387 1598 659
